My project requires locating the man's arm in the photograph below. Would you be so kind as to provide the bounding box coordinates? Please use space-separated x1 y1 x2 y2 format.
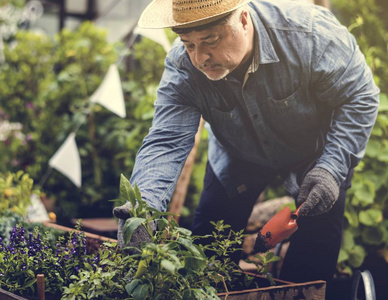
298 8 379 215
310 8 379 186
129 56 202 212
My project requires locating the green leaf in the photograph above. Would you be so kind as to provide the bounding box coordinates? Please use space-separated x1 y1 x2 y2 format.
267 255 281 263
177 227 192 237
23 278 37 288
359 208 383 226
134 184 142 201
265 251 275 261
125 279 141 294
184 256 206 271
161 259 176 274
119 174 136 206
365 140 381 158
176 237 202 257
361 226 384 245
378 93 388 112
377 146 388 162
132 283 150 300
123 217 147 245
353 181 375 207
108 198 124 204
348 245 366 268
342 229 355 251
337 248 349 263
344 205 359 227
157 217 169 231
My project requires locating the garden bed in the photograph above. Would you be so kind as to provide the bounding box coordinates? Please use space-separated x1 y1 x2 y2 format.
0 274 326 300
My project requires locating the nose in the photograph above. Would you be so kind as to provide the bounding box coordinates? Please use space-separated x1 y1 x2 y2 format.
195 46 211 67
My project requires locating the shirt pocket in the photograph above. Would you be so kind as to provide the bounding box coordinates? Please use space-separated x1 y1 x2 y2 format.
209 106 259 158
265 87 320 151
210 106 247 139
266 86 317 132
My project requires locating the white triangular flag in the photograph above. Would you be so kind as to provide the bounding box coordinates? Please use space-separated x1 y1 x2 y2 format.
134 26 171 53
90 64 126 118
49 133 82 187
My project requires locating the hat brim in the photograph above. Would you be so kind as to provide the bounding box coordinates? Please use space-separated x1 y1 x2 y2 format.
138 0 251 29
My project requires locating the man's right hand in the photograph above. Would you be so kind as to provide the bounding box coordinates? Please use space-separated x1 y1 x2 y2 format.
113 202 154 252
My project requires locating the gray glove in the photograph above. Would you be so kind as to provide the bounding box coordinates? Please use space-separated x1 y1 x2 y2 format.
113 202 155 252
297 167 340 216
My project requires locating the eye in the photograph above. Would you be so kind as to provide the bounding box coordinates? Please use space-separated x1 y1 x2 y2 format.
206 39 219 47
185 43 195 52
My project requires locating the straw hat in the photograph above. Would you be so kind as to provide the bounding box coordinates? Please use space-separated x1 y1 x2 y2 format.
138 0 251 29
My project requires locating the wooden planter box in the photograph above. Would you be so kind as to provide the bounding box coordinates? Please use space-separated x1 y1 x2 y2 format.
0 288 28 300
1 273 325 300
217 272 326 300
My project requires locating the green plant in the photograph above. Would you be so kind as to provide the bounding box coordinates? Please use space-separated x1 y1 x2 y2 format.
114 174 278 300
0 171 39 217
61 242 134 299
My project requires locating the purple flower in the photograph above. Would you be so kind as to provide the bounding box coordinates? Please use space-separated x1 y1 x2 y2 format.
25 102 36 110
93 253 100 263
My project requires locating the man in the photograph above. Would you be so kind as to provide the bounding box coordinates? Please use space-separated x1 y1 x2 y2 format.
114 0 379 287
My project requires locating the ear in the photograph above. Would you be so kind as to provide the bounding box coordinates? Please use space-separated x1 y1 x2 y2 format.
240 10 249 30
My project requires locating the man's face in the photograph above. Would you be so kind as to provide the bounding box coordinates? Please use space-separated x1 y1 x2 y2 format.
179 12 251 81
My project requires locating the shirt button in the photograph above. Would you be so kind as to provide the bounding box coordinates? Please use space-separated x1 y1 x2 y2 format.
237 184 247 194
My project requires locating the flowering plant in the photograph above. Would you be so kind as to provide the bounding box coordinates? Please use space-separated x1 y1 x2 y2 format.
0 223 132 299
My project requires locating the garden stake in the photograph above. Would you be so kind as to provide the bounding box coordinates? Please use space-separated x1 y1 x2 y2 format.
37 274 45 300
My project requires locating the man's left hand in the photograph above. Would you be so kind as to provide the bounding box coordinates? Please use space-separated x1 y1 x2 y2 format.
297 167 340 216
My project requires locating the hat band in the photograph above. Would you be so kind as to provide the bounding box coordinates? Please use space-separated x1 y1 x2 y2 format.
173 0 239 23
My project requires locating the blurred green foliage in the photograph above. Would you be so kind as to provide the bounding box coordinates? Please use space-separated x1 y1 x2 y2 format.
331 0 388 274
0 21 127 221
0 19 207 227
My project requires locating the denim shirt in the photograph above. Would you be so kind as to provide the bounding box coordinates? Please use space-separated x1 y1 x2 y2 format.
130 0 379 212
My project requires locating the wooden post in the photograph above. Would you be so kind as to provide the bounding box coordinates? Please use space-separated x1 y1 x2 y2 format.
314 0 330 9
37 274 45 300
168 118 205 222
308 0 330 9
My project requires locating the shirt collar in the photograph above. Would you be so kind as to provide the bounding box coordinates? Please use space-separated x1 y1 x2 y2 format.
248 5 280 65
247 29 260 74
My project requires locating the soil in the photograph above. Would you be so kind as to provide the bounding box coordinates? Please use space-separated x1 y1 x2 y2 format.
253 232 270 253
